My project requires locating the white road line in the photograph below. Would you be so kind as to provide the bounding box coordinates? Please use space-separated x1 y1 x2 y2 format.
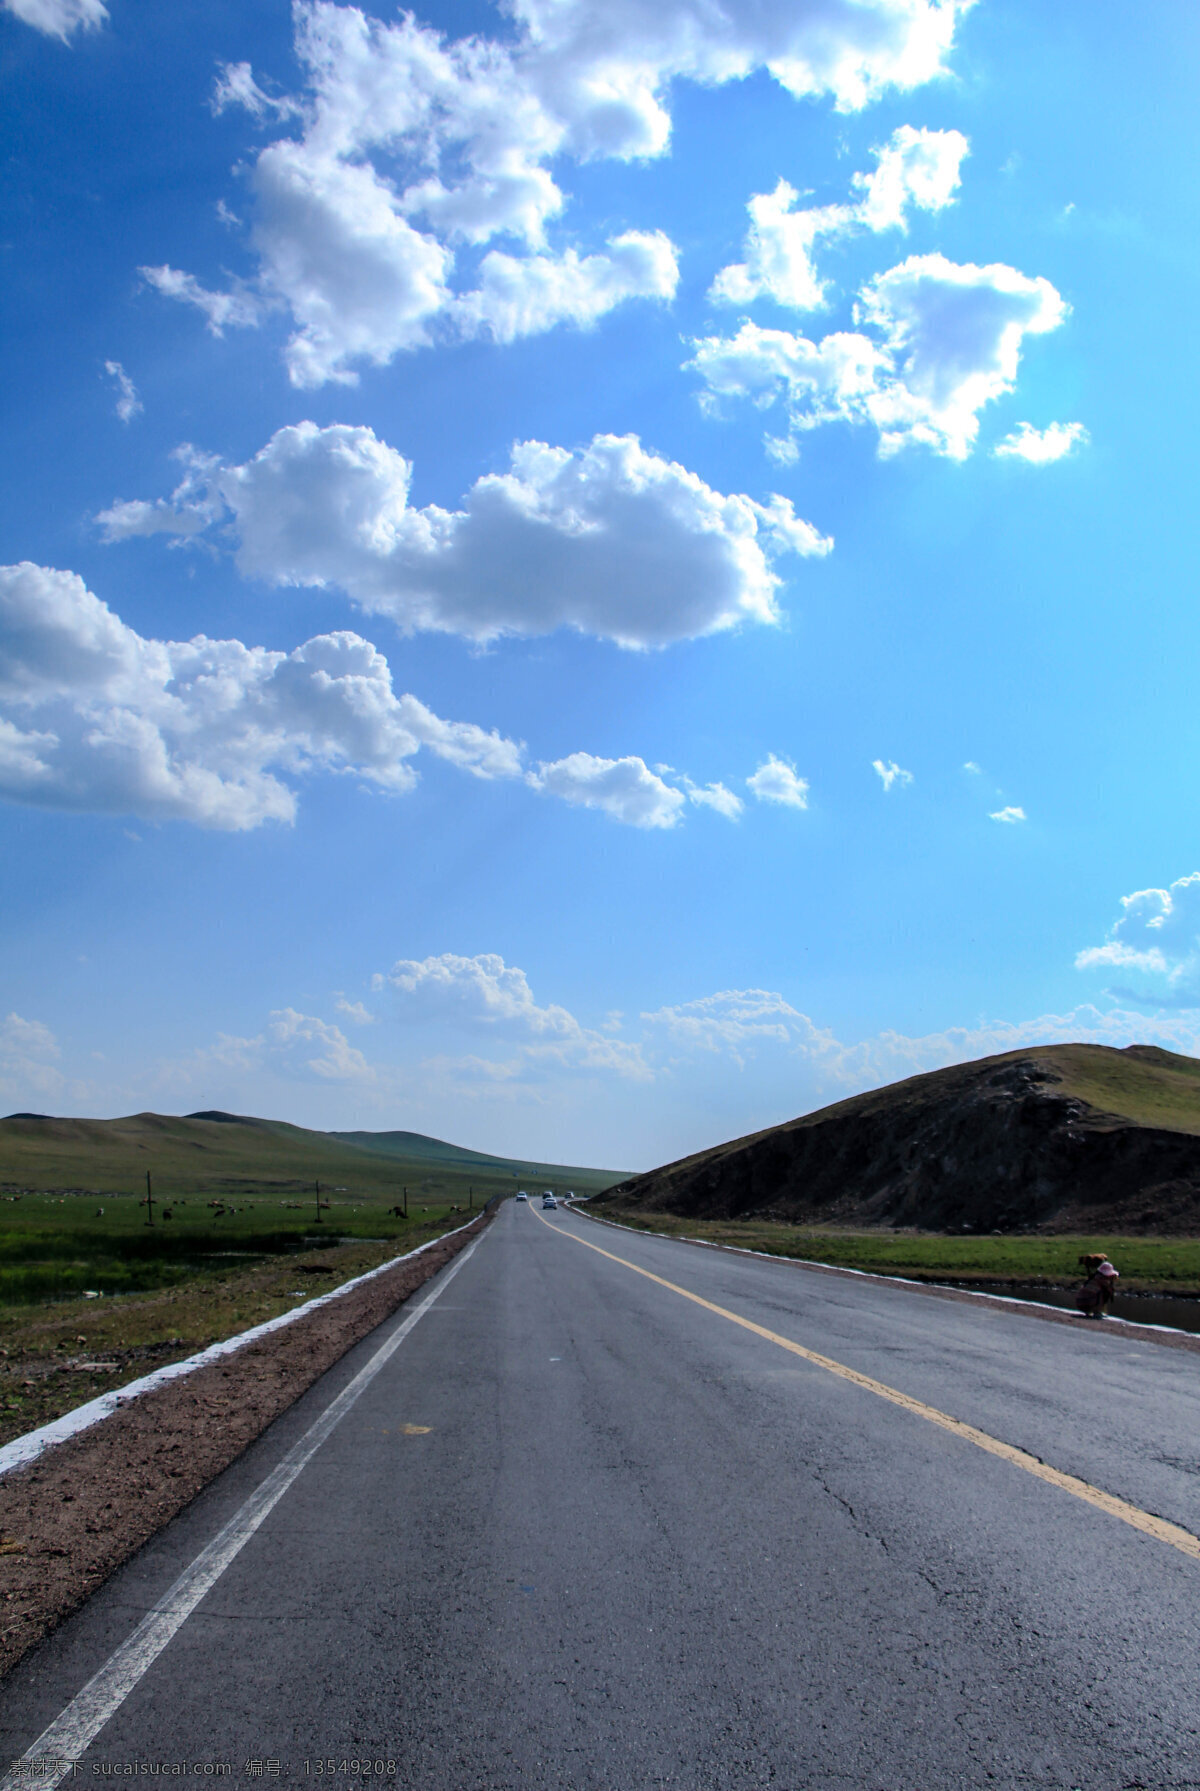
1 1232 484 1788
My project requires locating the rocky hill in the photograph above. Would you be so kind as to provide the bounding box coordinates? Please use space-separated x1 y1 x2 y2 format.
599 1044 1200 1234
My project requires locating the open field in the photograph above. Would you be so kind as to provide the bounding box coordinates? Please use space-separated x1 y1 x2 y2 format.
587 1207 1200 1294
0 1211 476 1448
0 1110 622 1303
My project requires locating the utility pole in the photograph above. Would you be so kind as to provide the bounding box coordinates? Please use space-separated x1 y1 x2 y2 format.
469 1184 473 1212
145 1170 155 1227
314 1178 322 1224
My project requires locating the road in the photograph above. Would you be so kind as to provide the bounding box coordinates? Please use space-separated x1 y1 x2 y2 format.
3 1199 1200 1790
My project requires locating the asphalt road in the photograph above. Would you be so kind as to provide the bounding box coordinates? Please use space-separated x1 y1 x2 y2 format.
4 1200 1200 1791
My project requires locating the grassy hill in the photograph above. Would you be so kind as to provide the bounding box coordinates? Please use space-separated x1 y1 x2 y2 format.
0 1110 623 1201
597 1043 1200 1235
328 1127 607 1184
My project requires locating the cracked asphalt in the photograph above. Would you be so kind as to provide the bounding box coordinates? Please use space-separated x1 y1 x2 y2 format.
3 1200 1200 1790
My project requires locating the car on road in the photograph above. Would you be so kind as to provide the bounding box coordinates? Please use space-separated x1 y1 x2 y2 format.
516 1191 528 1201
542 1195 557 1210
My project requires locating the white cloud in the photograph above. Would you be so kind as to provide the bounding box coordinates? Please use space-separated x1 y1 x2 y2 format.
175 1008 376 1088
989 805 1025 823
644 988 825 1067
2 0 105 40
856 255 1068 458
0 1011 64 1103
146 0 970 384
994 420 1089 463
872 757 912 791
250 141 453 387
692 253 1069 460
104 361 142 424
747 753 809 809
963 760 981 774
1075 872 1200 1006
528 752 685 829
0 562 753 835
453 231 678 344
680 776 744 819
380 951 649 1077
709 128 967 312
100 423 830 647
643 984 1200 1096
0 561 525 830
852 124 968 231
334 996 375 1025
211 61 300 121
139 265 261 336
711 185 849 313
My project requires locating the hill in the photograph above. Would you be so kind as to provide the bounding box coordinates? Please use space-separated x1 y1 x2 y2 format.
328 1128 604 1183
597 1044 1200 1234
0 1111 623 1200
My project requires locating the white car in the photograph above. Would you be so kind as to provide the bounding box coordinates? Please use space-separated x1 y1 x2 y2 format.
542 1195 557 1210
516 1191 528 1201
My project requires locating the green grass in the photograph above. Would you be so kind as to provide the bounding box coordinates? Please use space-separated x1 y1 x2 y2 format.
0 1211 484 1448
589 1208 1200 1293
0 1110 623 1307
1044 1043 1200 1135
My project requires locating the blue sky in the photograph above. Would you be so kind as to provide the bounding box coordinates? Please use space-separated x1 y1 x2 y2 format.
2 0 1199 1169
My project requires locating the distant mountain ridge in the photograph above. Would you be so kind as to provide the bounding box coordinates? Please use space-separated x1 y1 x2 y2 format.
0 1110 623 1197
599 1043 1200 1234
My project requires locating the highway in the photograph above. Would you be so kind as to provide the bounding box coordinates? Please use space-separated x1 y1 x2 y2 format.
4 1198 1200 1790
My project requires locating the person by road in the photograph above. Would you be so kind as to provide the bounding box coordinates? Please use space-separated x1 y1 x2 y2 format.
1076 1252 1119 1319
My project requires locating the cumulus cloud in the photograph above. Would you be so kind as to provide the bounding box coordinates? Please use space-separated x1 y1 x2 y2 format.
104 361 142 424
2 0 105 40
453 231 678 344
147 0 970 383
0 561 525 830
989 805 1025 824
709 127 967 312
852 123 968 231
0 562 752 834
643 985 1200 1095
994 420 1089 464
710 185 850 313
872 757 912 791
175 1008 376 1088
747 753 809 809
528 752 684 828
692 254 1070 459
99 423 830 647
1075 872 1200 1006
379 951 649 1077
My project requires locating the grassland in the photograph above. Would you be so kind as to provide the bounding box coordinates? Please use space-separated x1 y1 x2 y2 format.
0 1210 478 1447
1044 1043 1200 1134
588 1209 1200 1294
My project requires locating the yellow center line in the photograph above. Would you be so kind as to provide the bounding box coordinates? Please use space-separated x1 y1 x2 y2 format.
533 1206 1200 1564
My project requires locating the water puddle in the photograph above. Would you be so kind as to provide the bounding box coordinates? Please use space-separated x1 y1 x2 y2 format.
938 1280 1200 1336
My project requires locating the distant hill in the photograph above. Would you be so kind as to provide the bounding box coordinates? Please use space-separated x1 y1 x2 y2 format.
0 1111 624 1199
328 1128 597 1180
598 1044 1200 1235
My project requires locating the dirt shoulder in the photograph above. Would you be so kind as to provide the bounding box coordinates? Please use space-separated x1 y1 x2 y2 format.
0 1212 489 1683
